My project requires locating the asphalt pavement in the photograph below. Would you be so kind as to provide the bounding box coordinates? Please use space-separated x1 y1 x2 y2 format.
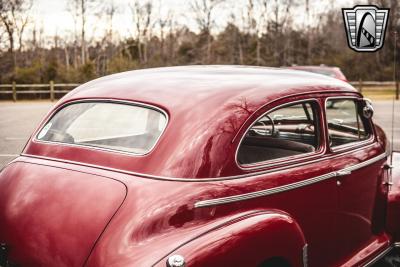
0 101 54 168
0 100 399 169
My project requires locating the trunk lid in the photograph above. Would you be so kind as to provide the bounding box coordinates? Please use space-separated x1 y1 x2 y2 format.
0 161 126 267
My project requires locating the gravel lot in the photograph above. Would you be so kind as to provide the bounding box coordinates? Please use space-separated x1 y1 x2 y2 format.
0 100 399 169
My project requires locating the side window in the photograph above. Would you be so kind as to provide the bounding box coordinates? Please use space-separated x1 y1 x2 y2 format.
325 99 371 148
237 101 319 165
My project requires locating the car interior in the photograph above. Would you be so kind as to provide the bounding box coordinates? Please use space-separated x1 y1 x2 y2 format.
237 99 372 165
238 102 319 165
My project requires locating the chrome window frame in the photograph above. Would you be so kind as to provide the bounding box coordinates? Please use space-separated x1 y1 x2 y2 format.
32 99 169 156
324 96 374 153
235 98 326 171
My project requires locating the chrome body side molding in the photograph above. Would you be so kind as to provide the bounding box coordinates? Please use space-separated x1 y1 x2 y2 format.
195 153 387 208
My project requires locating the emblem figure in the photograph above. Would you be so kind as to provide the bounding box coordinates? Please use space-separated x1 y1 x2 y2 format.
342 5 389 52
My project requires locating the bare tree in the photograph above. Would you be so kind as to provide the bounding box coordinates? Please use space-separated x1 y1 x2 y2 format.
270 0 294 65
105 1 117 45
130 0 154 64
0 0 31 73
68 0 98 65
190 0 224 63
256 0 268 65
158 1 173 61
244 0 267 65
15 1 31 53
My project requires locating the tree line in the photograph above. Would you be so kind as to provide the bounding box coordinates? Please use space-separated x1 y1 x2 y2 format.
0 0 399 84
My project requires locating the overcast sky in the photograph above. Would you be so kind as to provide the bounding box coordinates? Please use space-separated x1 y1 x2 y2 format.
33 0 194 39
30 0 358 43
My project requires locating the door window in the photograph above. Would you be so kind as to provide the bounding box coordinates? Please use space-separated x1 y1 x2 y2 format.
325 98 371 148
237 101 319 165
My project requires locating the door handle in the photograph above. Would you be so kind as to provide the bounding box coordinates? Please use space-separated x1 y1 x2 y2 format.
335 170 352 177
384 164 394 170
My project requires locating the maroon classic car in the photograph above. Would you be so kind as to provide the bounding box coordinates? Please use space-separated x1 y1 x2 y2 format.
0 66 399 267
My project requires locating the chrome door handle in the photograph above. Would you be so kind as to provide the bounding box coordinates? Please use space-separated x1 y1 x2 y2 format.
335 170 352 177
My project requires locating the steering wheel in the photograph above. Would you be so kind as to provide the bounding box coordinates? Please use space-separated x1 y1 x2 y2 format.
296 123 313 133
253 115 275 136
46 129 75 143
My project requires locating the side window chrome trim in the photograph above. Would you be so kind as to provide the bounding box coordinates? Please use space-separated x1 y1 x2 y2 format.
32 99 169 157
324 96 375 153
196 152 387 208
235 98 325 171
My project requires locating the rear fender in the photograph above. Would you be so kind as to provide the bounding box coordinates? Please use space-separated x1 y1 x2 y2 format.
153 210 306 267
387 151 400 241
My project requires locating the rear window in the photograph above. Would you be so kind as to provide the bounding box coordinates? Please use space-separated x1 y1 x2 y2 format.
36 102 167 154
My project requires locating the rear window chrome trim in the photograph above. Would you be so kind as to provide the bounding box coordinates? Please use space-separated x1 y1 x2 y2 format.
324 96 375 153
235 98 325 171
195 152 387 208
32 99 169 156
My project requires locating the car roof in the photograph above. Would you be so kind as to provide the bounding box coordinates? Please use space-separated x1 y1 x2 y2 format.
65 65 354 110
36 66 359 179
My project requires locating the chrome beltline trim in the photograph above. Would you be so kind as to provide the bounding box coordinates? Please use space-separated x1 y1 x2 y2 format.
195 152 387 208
342 152 387 172
21 144 384 182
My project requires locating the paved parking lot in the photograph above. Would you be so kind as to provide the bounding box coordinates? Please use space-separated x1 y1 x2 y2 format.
0 101 54 168
0 100 399 169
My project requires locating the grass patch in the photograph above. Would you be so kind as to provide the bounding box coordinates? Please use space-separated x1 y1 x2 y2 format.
358 86 399 100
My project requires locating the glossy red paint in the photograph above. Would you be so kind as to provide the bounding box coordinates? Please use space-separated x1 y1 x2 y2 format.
387 152 400 241
0 66 397 267
0 161 126 267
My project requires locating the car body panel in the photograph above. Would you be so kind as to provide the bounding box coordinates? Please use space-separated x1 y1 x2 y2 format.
153 211 306 267
81 154 339 266
330 146 388 264
0 161 126 267
386 151 400 241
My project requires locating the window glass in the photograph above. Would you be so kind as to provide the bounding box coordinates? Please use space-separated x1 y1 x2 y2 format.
326 99 370 148
37 102 167 154
238 101 319 165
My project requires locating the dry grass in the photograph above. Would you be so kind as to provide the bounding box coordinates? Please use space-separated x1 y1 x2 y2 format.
358 86 399 100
